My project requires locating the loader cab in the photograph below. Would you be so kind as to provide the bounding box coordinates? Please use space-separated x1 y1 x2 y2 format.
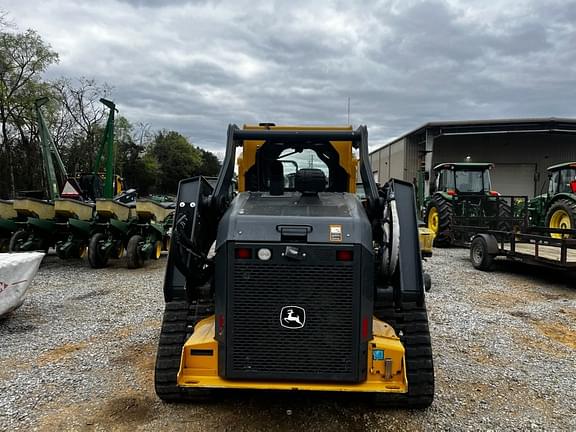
237 125 358 195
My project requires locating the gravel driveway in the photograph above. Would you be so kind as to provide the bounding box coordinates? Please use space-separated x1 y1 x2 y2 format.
1 248 575 431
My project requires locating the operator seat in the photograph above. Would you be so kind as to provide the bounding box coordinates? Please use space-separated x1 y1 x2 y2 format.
295 168 326 195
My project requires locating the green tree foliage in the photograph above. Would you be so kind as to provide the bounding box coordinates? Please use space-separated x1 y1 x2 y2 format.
0 26 58 198
149 131 203 194
114 116 157 195
198 147 221 177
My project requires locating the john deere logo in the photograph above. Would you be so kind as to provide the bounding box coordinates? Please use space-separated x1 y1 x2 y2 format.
280 306 306 329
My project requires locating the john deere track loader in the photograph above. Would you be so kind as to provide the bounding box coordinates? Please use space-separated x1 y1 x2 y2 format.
155 124 434 407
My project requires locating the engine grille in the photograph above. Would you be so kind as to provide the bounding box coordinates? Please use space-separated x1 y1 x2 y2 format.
228 259 357 381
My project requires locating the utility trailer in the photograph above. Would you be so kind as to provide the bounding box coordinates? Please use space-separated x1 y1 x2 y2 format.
471 227 576 271
451 194 576 271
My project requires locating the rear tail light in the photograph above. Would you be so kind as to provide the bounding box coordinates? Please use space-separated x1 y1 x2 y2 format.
235 248 252 259
218 314 225 336
362 316 369 339
571 180 576 193
447 189 457 196
490 191 501 196
336 250 353 261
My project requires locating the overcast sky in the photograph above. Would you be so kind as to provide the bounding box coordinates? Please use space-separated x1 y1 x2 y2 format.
2 0 576 154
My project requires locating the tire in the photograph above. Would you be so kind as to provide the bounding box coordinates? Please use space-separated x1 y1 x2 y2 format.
496 201 513 232
127 235 144 269
373 301 435 408
154 301 214 402
425 195 453 247
470 236 494 271
9 230 28 252
88 232 108 268
545 199 576 239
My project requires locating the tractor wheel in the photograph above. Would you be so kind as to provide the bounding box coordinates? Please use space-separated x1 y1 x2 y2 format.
425 195 453 247
154 300 214 402
88 233 108 268
470 236 494 271
373 301 435 408
496 201 513 233
127 235 144 269
9 230 28 252
546 199 576 239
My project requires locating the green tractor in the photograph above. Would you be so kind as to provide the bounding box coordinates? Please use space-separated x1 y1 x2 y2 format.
528 162 576 238
423 163 510 246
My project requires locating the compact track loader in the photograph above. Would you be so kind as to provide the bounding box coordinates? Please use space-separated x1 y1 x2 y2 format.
155 124 434 407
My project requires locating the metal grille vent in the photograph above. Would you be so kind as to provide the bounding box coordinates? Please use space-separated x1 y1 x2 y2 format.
229 261 356 380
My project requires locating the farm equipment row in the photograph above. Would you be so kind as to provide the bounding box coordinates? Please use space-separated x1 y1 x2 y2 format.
0 97 174 269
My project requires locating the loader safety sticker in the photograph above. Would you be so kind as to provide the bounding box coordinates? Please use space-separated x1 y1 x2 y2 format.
329 224 343 242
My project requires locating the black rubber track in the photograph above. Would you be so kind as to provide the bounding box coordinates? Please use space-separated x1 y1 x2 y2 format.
373 301 435 408
426 194 453 247
154 300 214 402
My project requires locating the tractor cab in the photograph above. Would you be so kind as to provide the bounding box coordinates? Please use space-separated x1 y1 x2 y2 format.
529 162 576 236
424 162 509 246
431 162 495 196
546 162 576 196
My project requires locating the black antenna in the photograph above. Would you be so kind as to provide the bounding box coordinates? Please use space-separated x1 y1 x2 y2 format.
347 96 351 124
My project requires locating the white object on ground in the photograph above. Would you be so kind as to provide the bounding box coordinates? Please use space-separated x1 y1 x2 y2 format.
0 252 45 317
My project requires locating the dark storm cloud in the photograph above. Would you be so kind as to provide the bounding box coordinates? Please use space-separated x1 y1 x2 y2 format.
2 0 576 152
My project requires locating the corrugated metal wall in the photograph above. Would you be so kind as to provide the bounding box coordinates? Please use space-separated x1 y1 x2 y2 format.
370 138 407 184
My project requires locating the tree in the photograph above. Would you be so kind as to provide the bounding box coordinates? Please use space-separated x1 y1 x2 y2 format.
197 147 221 177
149 131 203 194
52 77 112 175
113 116 157 195
0 25 59 197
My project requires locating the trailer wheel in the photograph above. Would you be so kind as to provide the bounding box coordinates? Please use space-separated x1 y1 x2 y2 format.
373 301 434 408
470 236 494 271
126 235 145 269
88 233 108 268
425 195 453 247
154 301 214 402
9 230 28 252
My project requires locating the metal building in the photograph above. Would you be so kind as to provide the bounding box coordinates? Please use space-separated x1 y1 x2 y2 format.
369 118 576 199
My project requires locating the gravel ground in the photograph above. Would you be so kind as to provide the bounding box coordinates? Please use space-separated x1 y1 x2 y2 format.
0 248 575 431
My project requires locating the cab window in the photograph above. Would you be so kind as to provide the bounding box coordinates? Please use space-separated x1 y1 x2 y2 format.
548 171 559 195
557 168 576 193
